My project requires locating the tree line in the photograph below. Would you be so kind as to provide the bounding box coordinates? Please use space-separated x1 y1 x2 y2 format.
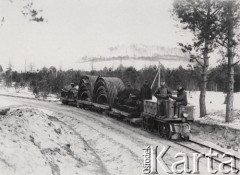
2 63 240 95
1 58 240 123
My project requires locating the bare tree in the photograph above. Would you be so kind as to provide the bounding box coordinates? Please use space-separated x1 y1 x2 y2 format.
28 62 35 72
5 61 13 86
0 65 3 72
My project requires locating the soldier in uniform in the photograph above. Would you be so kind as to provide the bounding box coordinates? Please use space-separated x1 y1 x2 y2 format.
139 80 152 112
169 84 188 118
140 80 152 101
154 81 171 116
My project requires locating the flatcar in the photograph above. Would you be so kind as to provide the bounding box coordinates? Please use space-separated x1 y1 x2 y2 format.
108 90 143 124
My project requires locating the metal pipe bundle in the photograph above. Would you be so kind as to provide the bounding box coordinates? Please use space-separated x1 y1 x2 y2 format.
93 77 125 106
78 75 98 101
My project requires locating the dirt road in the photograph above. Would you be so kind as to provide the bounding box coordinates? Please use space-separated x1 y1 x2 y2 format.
0 96 226 175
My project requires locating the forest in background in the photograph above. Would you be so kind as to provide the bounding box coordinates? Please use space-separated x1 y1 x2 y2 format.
1 63 240 96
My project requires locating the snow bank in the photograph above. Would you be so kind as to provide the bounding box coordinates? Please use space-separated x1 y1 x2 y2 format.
0 107 106 175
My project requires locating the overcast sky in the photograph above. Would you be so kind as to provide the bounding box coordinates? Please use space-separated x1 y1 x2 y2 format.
0 0 193 71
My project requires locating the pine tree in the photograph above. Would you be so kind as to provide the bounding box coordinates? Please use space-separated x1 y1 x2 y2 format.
216 0 240 122
0 65 3 72
173 0 223 117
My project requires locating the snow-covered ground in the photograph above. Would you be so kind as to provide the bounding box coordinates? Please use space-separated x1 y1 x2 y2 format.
0 85 59 102
153 91 240 154
186 91 240 154
0 105 106 175
0 96 20 108
188 91 240 129
1 84 240 165
0 92 239 174
0 97 154 175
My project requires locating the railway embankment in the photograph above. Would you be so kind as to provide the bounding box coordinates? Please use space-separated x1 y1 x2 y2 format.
187 91 240 154
0 103 107 175
192 120 240 156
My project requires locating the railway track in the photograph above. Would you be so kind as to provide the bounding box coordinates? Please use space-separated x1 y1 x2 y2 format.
101 104 240 172
174 139 240 172
1 94 239 173
63 102 240 173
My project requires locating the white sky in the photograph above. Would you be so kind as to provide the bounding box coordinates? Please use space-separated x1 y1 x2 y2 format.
0 0 193 71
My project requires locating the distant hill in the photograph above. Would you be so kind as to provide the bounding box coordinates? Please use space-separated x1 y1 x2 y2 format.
76 44 191 70
79 44 189 63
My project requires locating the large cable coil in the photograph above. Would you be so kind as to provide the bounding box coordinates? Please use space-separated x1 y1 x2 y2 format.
78 75 98 101
93 76 125 106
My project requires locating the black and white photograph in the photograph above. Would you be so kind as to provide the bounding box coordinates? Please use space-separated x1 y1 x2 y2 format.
0 0 240 174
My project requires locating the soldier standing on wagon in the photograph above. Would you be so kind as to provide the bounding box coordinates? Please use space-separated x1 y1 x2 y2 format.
139 80 152 111
154 81 171 116
140 80 152 101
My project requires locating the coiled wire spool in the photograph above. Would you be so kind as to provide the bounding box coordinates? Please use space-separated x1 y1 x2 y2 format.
78 75 98 101
93 77 125 106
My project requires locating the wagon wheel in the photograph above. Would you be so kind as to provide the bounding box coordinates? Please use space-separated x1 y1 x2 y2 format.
164 123 173 140
158 122 164 138
142 117 148 131
147 118 154 133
